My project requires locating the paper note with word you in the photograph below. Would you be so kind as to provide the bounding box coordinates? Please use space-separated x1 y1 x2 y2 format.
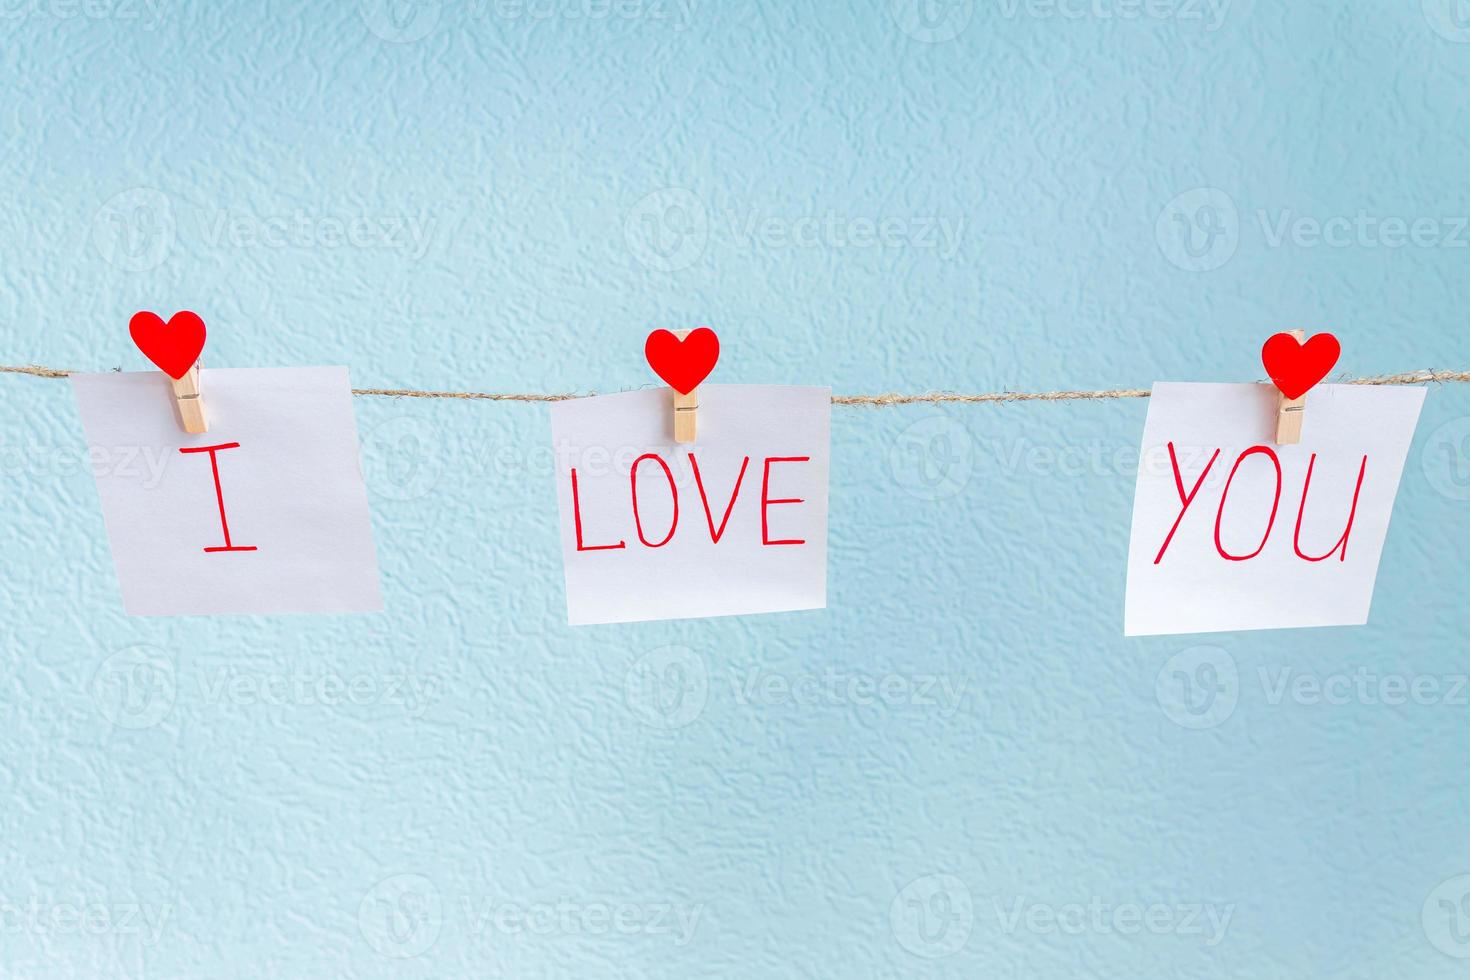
1125 382 1425 636
550 385 830 625
71 367 383 616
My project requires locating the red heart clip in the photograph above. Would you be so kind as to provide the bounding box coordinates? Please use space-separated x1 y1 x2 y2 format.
645 327 720 394
130 310 207 380
1262 331 1340 400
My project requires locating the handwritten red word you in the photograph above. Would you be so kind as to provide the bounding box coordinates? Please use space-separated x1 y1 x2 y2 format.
571 453 810 552
1155 443 1367 565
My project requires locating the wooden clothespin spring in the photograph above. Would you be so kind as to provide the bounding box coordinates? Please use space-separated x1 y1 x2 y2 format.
170 363 208 434
673 330 698 444
1274 329 1306 446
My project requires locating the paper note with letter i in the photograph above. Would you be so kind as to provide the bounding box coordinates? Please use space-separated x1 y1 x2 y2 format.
1124 381 1425 635
71 367 383 615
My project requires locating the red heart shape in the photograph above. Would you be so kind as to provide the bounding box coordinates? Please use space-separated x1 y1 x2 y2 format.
130 310 206 380
645 327 720 394
1262 331 1340 400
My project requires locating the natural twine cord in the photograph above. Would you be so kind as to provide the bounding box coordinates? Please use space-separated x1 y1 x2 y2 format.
3 364 1467 405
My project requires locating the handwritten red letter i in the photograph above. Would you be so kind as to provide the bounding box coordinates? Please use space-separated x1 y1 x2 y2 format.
178 443 258 553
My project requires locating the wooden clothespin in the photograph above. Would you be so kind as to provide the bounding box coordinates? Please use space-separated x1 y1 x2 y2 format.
129 310 210 434
170 363 208 433
672 329 699 443
1274 329 1307 445
644 327 721 445
1263 329 1341 447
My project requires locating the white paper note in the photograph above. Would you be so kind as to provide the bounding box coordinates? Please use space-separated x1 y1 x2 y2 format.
550 385 831 625
1125 382 1425 636
71 367 383 616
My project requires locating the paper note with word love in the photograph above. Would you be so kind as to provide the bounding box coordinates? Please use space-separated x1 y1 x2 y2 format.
71 367 383 615
1125 382 1425 636
551 385 830 625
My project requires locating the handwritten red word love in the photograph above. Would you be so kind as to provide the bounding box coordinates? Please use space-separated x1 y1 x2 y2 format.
570 453 810 551
1155 442 1366 565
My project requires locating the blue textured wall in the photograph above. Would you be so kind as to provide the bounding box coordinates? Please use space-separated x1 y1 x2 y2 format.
3 2 1470 976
